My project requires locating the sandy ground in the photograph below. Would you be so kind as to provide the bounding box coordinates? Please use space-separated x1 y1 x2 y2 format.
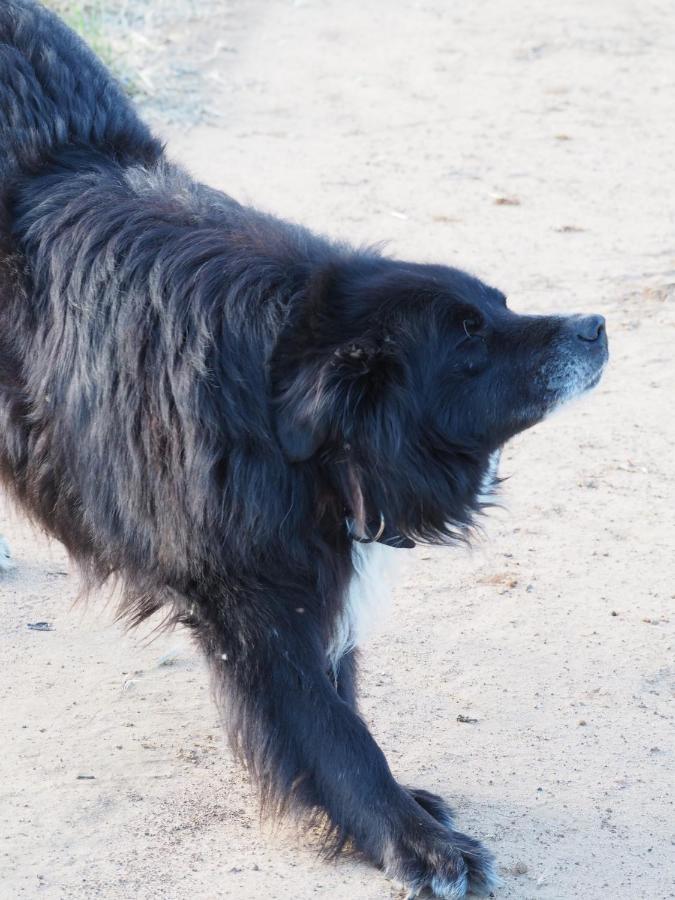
1 1 674 898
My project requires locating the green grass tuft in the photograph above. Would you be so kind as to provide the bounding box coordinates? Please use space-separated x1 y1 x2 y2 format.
43 1 115 65
42 1 141 95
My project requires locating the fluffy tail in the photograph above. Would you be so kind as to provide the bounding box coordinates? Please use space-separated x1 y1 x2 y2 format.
0 0 161 185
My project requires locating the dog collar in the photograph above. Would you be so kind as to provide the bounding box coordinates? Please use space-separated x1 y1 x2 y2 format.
345 514 415 549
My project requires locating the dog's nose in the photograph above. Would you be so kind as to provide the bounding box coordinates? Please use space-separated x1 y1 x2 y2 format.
576 314 606 343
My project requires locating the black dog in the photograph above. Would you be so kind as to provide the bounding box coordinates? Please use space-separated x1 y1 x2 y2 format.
0 3 608 896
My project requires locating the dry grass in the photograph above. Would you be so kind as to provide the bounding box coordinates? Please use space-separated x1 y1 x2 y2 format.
41 0 219 123
43 1 115 65
42 0 143 94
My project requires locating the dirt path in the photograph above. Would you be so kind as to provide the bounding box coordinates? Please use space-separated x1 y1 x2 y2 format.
1 1 673 898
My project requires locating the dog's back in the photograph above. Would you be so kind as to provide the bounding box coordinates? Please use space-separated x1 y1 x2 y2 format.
0 1 312 588
0 0 160 188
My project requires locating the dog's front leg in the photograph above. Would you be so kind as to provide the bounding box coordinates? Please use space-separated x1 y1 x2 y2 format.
195 599 497 899
332 646 463 844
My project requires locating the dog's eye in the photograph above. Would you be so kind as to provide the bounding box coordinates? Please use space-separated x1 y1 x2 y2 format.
462 317 485 339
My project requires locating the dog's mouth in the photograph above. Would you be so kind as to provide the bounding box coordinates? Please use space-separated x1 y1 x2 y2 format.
542 346 608 412
581 365 605 393
496 316 608 442
538 314 609 413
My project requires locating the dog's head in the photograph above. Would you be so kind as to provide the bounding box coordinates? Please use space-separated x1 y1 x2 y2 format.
273 257 608 541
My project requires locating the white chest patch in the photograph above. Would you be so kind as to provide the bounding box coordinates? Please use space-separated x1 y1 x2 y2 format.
477 449 501 506
0 536 14 573
327 541 404 669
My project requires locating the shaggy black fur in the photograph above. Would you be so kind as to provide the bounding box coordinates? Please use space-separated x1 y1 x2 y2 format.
0 3 608 897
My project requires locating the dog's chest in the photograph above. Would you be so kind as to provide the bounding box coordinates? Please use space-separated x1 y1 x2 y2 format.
327 542 404 668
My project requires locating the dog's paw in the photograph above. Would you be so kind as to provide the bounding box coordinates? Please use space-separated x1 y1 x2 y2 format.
0 537 14 573
447 830 500 897
390 827 499 899
407 787 456 830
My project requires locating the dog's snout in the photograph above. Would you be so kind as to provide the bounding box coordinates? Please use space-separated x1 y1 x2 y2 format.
575 314 606 343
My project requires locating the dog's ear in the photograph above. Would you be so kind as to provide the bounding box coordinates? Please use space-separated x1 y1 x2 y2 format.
273 263 397 462
274 363 330 462
274 338 385 462
276 419 324 463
